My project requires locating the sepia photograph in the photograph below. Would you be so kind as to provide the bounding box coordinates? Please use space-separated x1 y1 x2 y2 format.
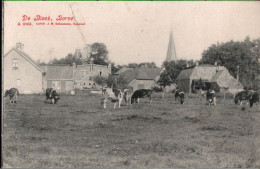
2 1 260 168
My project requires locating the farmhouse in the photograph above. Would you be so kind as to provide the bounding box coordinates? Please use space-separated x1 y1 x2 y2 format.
115 67 175 91
41 63 111 92
73 63 111 90
4 43 112 94
176 64 244 93
3 43 44 94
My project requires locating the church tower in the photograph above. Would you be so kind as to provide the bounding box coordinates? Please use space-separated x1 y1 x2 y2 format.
165 31 177 62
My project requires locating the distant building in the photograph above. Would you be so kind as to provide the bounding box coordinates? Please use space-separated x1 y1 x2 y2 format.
115 67 175 91
41 63 111 92
40 65 74 93
3 43 44 94
73 63 111 90
4 43 111 94
176 64 244 93
165 31 177 62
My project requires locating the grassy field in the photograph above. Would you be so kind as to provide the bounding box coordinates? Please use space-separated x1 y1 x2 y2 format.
2 92 259 168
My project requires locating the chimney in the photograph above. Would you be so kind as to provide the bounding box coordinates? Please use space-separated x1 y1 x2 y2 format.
16 43 24 51
214 62 218 66
186 63 190 68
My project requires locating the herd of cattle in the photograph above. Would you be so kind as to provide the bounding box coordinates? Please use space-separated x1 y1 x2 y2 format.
3 87 259 109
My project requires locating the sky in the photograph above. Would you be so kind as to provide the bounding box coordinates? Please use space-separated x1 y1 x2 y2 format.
3 1 260 67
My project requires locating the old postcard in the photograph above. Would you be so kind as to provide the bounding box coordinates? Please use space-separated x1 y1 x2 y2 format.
2 1 260 168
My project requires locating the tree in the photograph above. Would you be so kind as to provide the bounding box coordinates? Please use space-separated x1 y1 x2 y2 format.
200 37 260 88
90 43 109 65
138 62 157 68
107 75 128 89
50 53 83 65
163 60 196 83
93 76 107 86
126 62 157 69
157 70 173 88
111 63 122 74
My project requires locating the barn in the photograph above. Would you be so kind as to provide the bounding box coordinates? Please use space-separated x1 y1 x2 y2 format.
176 64 244 93
41 65 75 94
3 43 44 94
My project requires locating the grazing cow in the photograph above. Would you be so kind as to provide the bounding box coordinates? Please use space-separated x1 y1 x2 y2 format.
103 88 123 109
174 89 185 104
123 89 132 106
4 88 19 103
206 90 216 106
248 91 259 107
101 85 107 95
234 90 255 105
178 92 185 104
45 88 60 104
174 89 180 101
131 89 152 104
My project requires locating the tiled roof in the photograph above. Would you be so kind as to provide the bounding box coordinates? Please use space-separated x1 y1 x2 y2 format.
5 48 44 72
43 65 74 80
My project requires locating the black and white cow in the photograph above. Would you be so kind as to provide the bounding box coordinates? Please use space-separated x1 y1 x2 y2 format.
248 91 259 107
123 89 132 106
101 85 107 96
45 88 60 104
103 88 123 109
234 90 255 105
174 89 185 104
206 90 216 106
131 89 152 104
4 88 19 103
174 89 180 101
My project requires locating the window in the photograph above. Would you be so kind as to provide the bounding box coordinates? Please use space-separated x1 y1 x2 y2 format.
13 59 18 69
99 70 102 76
17 79 21 87
89 83 91 85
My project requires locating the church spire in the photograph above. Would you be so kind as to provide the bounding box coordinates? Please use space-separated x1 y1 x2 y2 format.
166 31 177 62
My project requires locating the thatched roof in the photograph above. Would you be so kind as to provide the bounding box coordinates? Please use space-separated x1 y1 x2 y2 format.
176 68 194 80
118 67 163 84
114 68 133 75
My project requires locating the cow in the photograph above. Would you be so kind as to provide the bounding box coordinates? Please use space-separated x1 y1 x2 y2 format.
101 85 107 96
123 89 132 106
103 88 123 109
248 91 259 107
234 90 255 105
131 89 152 104
4 88 19 103
45 88 60 104
206 90 216 106
174 89 185 104
174 89 180 101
